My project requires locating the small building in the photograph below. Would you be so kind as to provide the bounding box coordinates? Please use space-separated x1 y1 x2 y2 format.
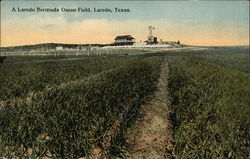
113 35 135 46
55 46 63 50
146 36 158 44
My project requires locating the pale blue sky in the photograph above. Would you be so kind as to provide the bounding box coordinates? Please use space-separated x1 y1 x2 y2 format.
2 1 249 23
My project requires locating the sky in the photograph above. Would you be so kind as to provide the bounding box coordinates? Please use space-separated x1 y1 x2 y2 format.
0 1 249 47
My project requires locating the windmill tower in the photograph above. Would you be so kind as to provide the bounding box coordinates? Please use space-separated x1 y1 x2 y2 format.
148 25 155 36
147 25 156 44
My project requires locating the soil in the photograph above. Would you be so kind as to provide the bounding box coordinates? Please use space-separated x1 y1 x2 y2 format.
127 56 173 159
0 56 174 158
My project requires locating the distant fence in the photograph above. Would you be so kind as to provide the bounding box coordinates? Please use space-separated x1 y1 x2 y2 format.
0 48 152 57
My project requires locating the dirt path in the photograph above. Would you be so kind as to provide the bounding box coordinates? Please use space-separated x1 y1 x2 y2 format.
127 56 173 159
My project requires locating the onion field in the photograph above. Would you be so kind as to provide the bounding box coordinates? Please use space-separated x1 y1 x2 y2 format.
0 56 139 101
0 55 163 158
0 47 249 158
167 47 250 158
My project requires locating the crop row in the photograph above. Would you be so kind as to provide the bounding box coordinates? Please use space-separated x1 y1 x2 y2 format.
2 55 85 64
164 47 249 74
168 56 250 158
192 48 249 74
0 56 139 101
0 56 163 158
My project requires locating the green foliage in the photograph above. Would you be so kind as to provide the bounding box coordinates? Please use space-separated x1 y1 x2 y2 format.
3 55 80 64
192 48 250 74
169 56 250 158
0 56 162 158
0 56 138 101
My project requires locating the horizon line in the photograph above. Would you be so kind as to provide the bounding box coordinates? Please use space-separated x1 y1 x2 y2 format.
1 42 249 48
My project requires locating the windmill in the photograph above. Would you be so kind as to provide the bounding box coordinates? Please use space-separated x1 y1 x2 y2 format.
148 25 155 37
147 25 156 44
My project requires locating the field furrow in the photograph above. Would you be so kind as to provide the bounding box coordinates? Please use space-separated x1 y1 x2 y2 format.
0 56 139 101
168 56 250 158
0 47 249 158
0 56 163 158
127 56 173 159
0 64 127 108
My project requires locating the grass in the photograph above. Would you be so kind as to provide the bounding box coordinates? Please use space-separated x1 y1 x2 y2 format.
0 56 139 101
1 47 249 158
2 55 82 64
0 56 163 158
192 47 249 74
168 56 250 158
165 47 249 73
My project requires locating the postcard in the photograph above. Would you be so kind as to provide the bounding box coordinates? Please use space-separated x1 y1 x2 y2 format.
0 0 249 159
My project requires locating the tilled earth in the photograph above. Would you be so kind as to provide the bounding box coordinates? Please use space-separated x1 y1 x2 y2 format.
127 57 173 159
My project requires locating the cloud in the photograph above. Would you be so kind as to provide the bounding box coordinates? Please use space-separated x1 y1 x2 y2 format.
1 14 249 47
